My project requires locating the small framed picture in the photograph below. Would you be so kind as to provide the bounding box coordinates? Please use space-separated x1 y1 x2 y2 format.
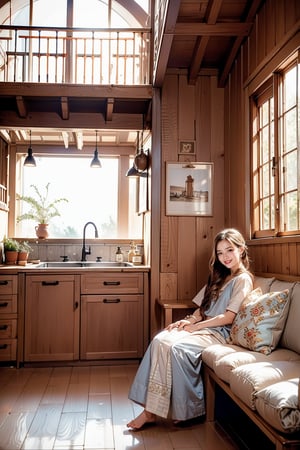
178 140 195 155
166 162 213 216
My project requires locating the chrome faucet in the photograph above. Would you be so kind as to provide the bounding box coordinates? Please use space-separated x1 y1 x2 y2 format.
81 221 99 261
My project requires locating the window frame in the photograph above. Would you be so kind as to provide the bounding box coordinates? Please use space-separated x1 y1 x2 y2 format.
9 146 142 240
251 53 300 238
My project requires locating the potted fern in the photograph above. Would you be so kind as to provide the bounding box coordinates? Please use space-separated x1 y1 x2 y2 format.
17 183 68 239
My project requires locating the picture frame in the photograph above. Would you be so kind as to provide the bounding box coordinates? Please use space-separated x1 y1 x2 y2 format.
166 162 213 216
178 140 195 155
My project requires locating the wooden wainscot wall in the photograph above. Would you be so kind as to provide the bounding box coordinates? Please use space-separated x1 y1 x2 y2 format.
152 73 225 335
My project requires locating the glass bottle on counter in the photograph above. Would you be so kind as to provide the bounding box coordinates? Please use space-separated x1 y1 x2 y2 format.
115 246 124 262
128 241 135 263
132 245 142 265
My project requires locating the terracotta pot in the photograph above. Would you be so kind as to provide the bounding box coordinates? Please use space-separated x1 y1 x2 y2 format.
18 251 29 264
5 251 18 265
35 223 49 239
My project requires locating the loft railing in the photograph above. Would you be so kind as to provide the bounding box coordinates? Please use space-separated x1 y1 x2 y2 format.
0 25 151 85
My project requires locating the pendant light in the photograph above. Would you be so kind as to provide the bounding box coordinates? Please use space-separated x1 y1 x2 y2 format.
90 130 102 168
126 131 140 177
24 130 36 167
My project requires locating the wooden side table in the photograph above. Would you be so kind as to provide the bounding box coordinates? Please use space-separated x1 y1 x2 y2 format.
157 298 196 327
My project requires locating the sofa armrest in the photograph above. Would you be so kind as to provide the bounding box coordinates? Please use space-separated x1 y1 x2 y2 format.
157 299 195 327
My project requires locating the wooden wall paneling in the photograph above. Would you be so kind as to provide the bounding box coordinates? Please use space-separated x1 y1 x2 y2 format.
196 220 214 290
266 244 275 272
227 57 247 232
161 74 179 277
210 76 224 230
285 0 300 30
196 76 211 161
177 217 197 300
161 74 179 162
242 35 249 84
273 243 283 273
161 216 178 273
276 0 286 41
159 272 177 300
265 0 276 54
280 243 290 274
288 242 298 275
257 2 266 63
224 80 231 224
178 74 195 142
248 14 258 76
258 245 267 273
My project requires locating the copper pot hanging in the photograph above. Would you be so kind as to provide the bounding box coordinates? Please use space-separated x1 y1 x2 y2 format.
134 148 148 172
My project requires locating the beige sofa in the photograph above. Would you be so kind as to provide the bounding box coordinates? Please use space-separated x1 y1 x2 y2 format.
202 275 300 450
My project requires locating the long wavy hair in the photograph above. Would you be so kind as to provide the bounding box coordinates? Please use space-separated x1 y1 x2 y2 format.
199 228 251 318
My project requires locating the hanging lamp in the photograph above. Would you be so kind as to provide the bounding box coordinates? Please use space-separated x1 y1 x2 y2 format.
90 130 102 168
24 130 36 167
126 131 140 177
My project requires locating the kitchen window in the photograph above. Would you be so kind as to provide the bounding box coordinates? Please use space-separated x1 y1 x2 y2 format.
15 154 142 239
251 54 300 237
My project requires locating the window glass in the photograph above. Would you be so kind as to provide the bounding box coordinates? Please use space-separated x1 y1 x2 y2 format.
16 155 142 239
252 58 299 236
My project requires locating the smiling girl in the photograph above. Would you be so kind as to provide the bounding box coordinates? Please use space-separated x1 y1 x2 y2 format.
127 228 253 430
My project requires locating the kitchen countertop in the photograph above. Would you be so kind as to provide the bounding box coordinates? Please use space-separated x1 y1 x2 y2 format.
0 262 150 274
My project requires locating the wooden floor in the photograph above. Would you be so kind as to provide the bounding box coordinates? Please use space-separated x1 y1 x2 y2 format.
0 363 242 450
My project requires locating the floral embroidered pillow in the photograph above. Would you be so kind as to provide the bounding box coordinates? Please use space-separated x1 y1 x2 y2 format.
227 288 290 355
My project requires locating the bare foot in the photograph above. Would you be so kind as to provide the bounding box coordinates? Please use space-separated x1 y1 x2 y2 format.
127 410 156 430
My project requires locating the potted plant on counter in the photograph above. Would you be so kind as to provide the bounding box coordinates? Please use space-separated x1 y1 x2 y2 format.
17 241 32 265
2 238 19 265
17 183 68 239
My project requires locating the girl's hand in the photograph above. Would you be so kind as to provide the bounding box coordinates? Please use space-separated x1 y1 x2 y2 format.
166 319 191 331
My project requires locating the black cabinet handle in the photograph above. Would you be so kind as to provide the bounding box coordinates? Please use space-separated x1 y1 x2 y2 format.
0 280 8 285
0 302 8 308
42 281 59 286
103 281 121 286
0 325 8 331
0 344 8 350
103 298 120 303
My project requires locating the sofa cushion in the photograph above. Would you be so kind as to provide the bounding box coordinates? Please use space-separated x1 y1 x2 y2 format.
253 276 275 294
230 361 300 410
255 378 300 433
280 282 300 354
202 344 300 383
227 289 290 355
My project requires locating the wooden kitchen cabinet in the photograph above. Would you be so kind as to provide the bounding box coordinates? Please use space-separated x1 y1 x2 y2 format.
80 272 147 360
24 274 80 362
0 275 18 362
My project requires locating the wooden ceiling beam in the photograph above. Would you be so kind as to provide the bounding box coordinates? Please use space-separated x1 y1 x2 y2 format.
16 95 27 118
106 98 114 121
174 22 252 37
218 0 265 87
61 96 69 119
152 0 181 87
74 131 83 150
189 0 223 84
61 131 69 148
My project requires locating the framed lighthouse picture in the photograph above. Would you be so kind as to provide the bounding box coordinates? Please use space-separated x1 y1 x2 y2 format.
165 162 213 216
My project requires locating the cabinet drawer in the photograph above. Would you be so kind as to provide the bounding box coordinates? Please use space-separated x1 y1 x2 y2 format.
0 319 17 338
0 295 17 314
0 276 17 295
81 272 143 294
0 339 17 361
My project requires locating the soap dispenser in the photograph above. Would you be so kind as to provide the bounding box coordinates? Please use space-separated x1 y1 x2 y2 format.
115 246 124 262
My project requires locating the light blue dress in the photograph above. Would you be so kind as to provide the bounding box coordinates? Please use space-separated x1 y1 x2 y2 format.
128 272 253 420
